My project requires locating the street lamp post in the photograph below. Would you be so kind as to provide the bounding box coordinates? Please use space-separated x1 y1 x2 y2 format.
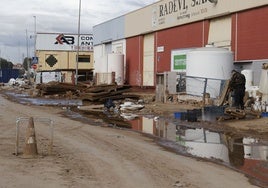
26 29 30 80
75 0 81 85
33 16 37 57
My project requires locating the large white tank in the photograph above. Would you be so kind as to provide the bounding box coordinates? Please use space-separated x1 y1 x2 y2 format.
259 69 268 94
259 69 268 102
186 47 234 98
94 56 108 73
107 53 124 85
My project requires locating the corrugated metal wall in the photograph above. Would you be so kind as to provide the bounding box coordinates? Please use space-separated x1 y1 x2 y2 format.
155 21 209 72
126 36 143 86
0 69 19 83
232 6 268 61
93 16 125 45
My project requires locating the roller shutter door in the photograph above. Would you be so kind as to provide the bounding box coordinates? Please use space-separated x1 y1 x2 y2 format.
143 34 155 86
208 16 231 49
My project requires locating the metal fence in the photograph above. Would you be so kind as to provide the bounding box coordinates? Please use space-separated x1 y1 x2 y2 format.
15 117 54 156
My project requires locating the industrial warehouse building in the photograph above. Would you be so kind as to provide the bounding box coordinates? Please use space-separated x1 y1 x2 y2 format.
93 0 268 97
36 33 94 83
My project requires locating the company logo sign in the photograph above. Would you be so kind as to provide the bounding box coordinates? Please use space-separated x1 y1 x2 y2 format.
55 34 75 45
54 34 94 51
36 33 93 51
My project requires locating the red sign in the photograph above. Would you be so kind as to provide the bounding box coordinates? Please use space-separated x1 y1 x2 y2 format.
32 64 38 69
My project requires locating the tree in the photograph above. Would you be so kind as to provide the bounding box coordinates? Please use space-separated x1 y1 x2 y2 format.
23 57 32 71
0 58 13 69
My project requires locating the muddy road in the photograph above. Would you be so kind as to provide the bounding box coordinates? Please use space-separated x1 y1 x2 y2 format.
0 93 263 188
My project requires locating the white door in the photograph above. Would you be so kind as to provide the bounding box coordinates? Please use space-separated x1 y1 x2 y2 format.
143 34 155 86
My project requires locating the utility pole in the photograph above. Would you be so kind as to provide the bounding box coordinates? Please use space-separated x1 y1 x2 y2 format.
33 16 37 57
0 49 2 68
26 29 30 80
75 0 81 85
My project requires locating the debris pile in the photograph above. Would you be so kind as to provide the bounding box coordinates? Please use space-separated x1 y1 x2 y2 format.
36 81 84 97
7 78 30 88
216 107 262 121
35 82 139 102
79 84 138 102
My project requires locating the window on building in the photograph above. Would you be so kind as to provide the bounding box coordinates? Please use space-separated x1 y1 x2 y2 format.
78 55 91 63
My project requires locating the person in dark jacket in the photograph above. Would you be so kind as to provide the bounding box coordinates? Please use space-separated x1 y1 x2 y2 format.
229 70 246 109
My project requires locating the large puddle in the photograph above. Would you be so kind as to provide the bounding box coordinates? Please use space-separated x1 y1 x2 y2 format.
4 91 268 187
70 108 268 187
73 107 268 186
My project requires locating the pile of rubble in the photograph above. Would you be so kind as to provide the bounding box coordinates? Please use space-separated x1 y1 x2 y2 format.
35 82 139 102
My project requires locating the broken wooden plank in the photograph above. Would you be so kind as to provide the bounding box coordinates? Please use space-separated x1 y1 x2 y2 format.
215 80 230 106
224 108 246 119
80 88 131 101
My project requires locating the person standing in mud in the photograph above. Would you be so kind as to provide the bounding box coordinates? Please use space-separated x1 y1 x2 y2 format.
229 70 246 110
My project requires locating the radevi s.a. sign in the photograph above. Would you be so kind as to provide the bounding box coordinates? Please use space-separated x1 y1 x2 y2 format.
151 0 267 29
154 0 217 27
159 0 212 17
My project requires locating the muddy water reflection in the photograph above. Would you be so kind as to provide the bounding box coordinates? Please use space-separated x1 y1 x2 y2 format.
127 116 268 186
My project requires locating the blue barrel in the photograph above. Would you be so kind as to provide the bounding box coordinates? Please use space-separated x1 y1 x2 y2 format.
174 112 181 119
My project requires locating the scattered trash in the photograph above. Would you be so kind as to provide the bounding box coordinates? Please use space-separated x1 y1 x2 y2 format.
104 98 115 110
8 78 16 86
8 78 27 87
120 101 144 111
174 112 181 119
261 112 268 117
120 113 139 120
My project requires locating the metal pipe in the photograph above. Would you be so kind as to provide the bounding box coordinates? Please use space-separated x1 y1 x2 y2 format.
26 29 30 80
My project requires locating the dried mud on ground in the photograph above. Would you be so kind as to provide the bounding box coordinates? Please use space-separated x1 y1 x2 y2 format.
0 89 264 188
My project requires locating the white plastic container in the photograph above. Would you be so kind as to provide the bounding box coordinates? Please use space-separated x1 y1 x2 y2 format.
241 69 253 91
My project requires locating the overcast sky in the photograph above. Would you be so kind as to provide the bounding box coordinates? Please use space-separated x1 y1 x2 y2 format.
0 0 156 63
